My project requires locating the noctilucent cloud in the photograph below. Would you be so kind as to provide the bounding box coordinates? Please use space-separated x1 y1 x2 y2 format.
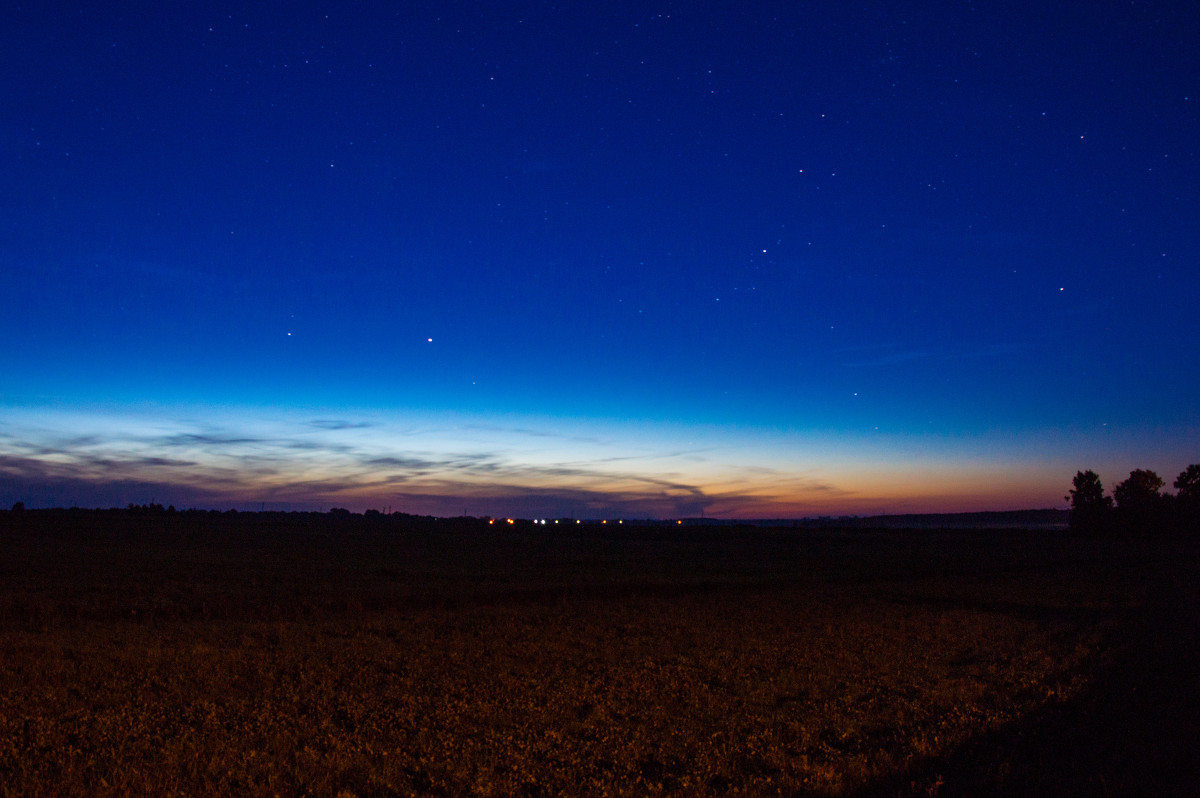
2 2 1197 517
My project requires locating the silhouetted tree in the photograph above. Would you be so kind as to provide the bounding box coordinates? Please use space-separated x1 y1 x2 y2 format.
1114 469 1165 536
1114 469 1164 509
1174 464 1200 533
1066 470 1112 534
1175 464 1200 503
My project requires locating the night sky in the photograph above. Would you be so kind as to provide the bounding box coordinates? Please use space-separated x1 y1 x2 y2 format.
3 1 1198 518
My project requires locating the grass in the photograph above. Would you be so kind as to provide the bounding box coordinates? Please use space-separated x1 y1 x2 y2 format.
1 511 1197 795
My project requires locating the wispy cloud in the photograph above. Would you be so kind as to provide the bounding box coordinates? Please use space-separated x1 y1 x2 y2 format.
0 410 867 517
159 433 268 448
310 419 377 430
363 456 442 470
461 423 605 446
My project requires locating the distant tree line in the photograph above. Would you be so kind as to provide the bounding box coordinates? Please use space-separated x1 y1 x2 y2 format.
1068 465 1200 536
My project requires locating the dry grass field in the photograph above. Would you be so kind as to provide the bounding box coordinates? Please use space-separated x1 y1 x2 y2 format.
1 510 1197 796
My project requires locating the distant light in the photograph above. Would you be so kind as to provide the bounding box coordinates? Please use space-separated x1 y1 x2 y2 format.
427 337 433 342
602 519 607 524
576 519 581 524
619 520 623 524
488 519 494 524
554 519 559 524
677 520 682 525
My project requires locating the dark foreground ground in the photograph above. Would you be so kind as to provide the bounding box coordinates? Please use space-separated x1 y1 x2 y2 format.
1 510 1197 796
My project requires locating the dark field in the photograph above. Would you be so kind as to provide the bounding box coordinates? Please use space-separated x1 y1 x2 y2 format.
2 512 1198 796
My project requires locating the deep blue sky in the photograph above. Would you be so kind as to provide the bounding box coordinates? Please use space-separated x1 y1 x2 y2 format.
2 1 1198 517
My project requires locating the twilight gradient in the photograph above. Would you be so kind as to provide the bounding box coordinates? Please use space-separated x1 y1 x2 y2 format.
2 2 1197 516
